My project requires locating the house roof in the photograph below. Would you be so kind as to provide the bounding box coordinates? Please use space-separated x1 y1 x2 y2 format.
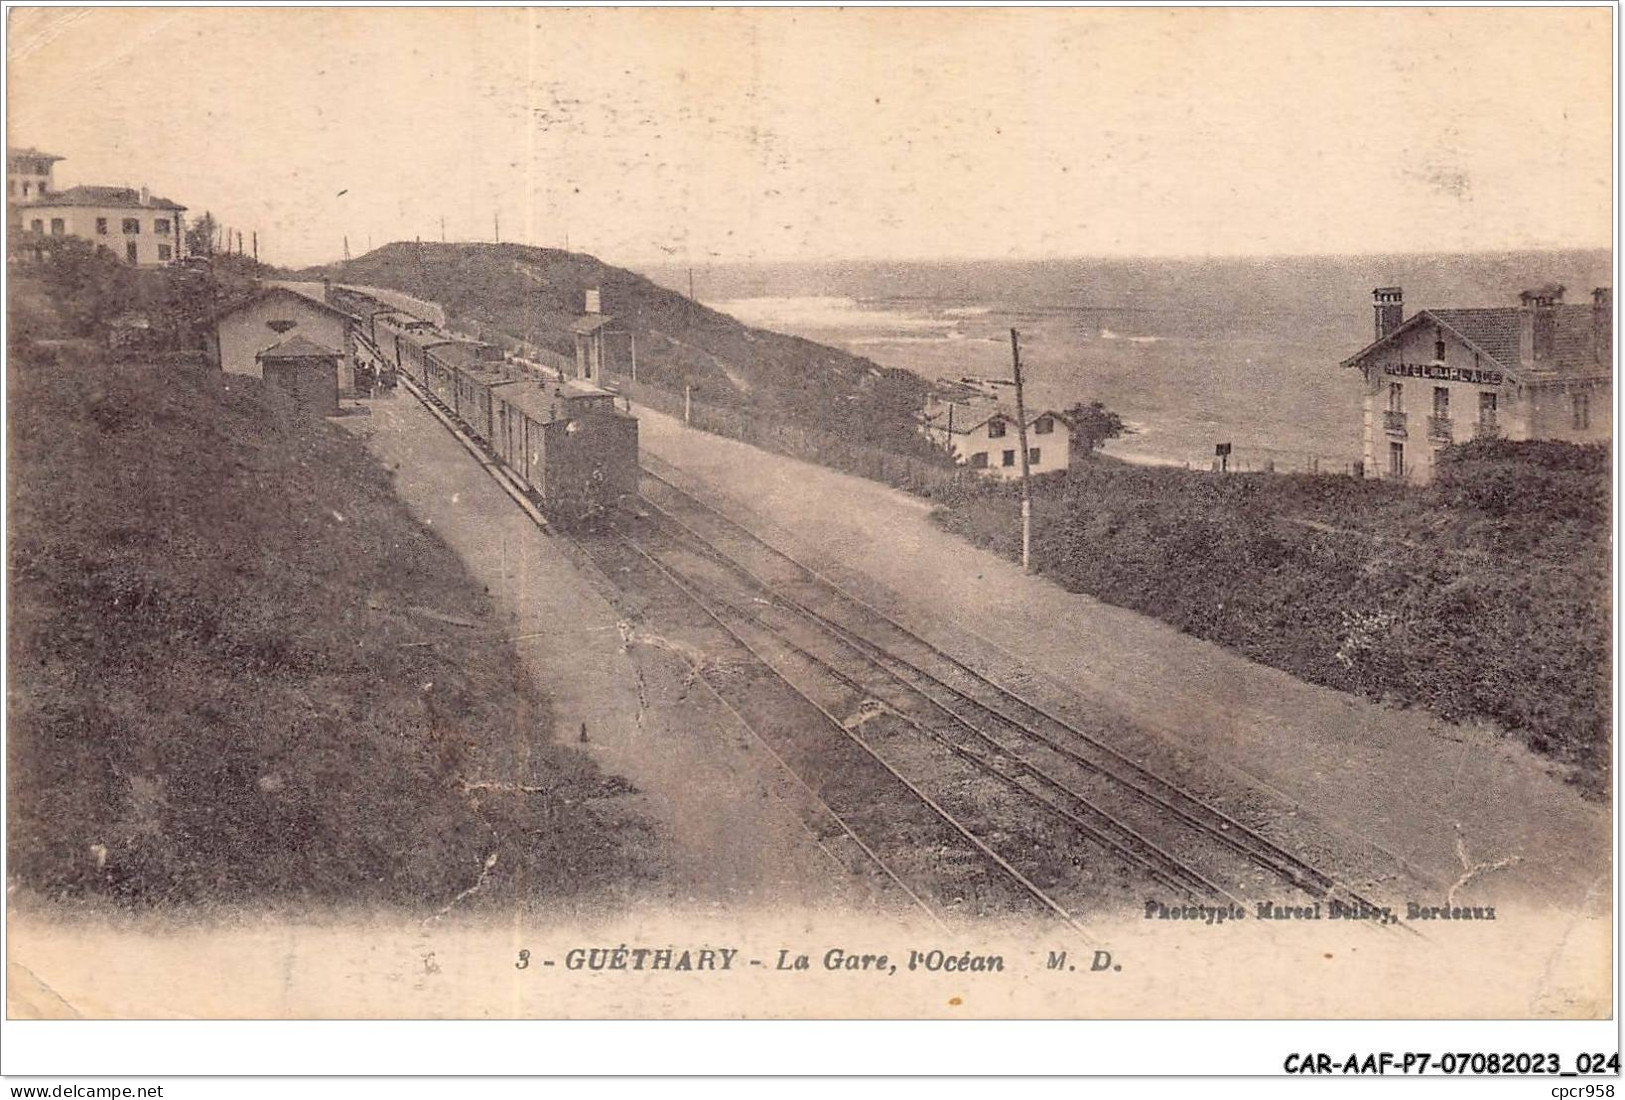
213 285 355 325
921 399 1070 435
1340 304 1607 377
8 147 64 164
571 314 613 335
256 334 341 361
18 184 185 211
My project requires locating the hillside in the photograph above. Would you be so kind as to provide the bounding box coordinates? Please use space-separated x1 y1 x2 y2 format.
291 242 942 458
8 282 652 912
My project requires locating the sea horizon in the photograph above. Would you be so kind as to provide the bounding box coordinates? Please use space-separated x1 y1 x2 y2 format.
639 247 1613 471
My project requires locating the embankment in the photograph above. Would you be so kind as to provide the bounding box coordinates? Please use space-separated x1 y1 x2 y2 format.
7 341 652 913
931 442 1612 795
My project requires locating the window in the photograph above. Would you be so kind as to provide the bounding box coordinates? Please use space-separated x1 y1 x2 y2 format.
96 217 108 235
1389 441 1405 479
20 182 29 197
49 218 64 236
1479 392 1497 416
126 242 139 264
968 451 988 468
155 219 171 235
1033 416 1054 435
1002 449 1016 467
1572 392 1591 431
987 419 1006 439
1432 386 1449 417
29 219 42 234
157 244 172 261
122 218 140 234
1434 337 1447 361
1387 381 1403 412
1028 447 1042 466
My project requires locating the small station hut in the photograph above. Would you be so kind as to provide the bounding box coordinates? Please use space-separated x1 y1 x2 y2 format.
256 334 342 417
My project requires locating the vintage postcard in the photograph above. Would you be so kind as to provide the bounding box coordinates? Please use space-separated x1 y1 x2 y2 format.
4 5 1614 1036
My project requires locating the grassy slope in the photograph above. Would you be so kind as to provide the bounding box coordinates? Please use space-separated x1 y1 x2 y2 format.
932 442 1611 795
291 242 939 457
8 327 652 913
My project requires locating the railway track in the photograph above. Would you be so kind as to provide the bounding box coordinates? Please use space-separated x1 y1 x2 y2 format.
576 524 1089 930
401 373 1397 932
631 460 1390 915
400 375 1090 930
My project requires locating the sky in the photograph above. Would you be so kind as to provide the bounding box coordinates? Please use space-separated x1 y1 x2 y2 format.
6 7 1614 269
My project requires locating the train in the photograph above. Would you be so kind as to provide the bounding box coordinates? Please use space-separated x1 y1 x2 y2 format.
349 292 639 523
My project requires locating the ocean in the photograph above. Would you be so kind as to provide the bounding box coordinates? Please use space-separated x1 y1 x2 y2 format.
641 250 1612 471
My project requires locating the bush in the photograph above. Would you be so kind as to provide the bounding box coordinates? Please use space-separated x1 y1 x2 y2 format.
8 345 651 911
933 444 1611 796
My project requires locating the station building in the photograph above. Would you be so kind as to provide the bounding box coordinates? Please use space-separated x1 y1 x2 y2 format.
211 285 357 392
1341 284 1612 483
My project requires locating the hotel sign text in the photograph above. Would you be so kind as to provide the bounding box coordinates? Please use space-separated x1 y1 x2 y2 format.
1383 362 1504 386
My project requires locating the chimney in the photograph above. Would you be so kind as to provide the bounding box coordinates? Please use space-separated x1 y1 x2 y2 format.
1372 287 1403 341
585 288 601 315
1518 284 1565 365
139 185 150 207
1593 287 1612 366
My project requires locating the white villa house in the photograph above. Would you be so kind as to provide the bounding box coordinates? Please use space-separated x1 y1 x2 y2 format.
919 395 1072 479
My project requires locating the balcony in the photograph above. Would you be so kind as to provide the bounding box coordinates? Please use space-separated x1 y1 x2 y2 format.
1475 414 1500 440
1383 409 1407 436
1426 415 1453 444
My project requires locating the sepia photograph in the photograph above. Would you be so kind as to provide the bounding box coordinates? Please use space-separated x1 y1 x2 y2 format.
1 2 1617 1078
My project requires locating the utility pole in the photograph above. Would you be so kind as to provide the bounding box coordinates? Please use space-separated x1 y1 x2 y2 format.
252 231 258 263
629 330 638 383
494 213 500 244
1010 327 1034 574
685 384 692 427
343 235 350 262
440 215 446 242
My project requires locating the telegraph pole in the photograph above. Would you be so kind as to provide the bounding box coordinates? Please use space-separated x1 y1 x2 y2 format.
1010 328 1034 574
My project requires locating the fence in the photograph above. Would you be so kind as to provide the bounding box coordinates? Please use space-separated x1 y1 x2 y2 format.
617 378 980 499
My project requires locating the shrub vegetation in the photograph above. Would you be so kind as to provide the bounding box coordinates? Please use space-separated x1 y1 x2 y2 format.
932 439 1611 795
8 307 650 912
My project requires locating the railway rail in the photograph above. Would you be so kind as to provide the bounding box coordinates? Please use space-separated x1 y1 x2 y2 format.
399 371 1399 932
401 374 1090 930
631 460 1391 915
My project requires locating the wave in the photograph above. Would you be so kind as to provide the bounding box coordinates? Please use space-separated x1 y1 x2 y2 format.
848 333 1002 347
715 295 944 332
1099 327 1162 344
